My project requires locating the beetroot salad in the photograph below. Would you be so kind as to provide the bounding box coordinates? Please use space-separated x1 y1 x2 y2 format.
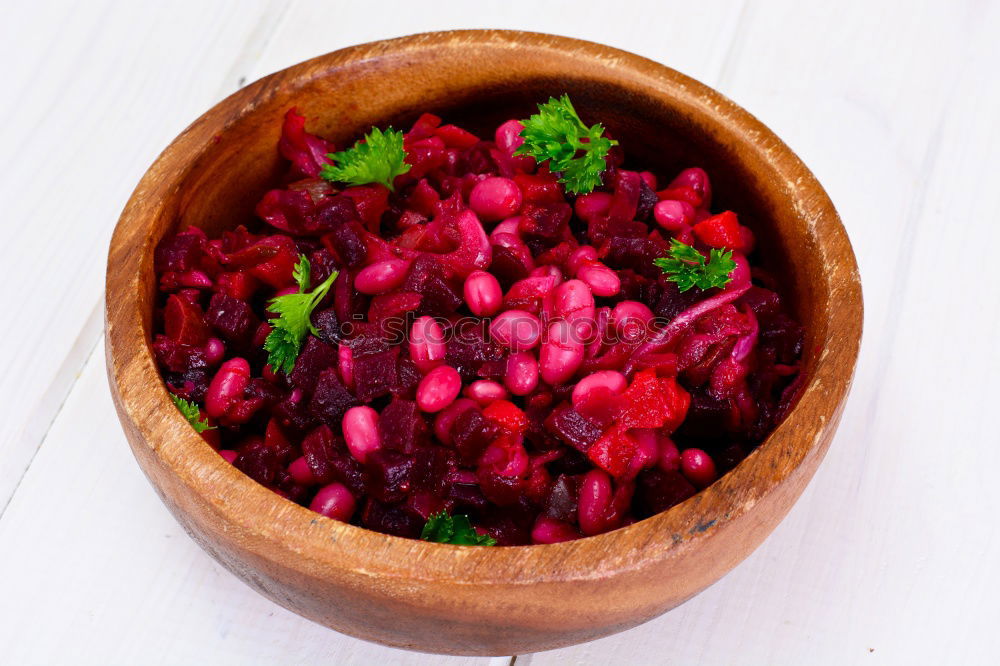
153 95 804 546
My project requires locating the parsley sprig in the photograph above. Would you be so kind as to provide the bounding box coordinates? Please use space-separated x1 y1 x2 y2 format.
654 238 736 292
170 393 215 433
421 511 496 546
320 126 410 191
263 255 338 374
515 94 617 194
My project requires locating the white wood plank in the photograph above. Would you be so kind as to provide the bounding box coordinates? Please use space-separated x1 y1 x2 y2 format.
245 0 748 85
0 0 280 508
0 343 505 666
526 1 1000 663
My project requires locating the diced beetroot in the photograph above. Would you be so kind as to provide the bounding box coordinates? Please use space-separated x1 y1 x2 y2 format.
360 499 423 538
406 179 441 217
234 437 281 486
434 124 480 149
288 337 338 391
606 236 668 278
321 221 368 268
277 108 335 178
220 234 300 288
333 271 368 323
477 358 508 381
308 368 358 423
761 313 805 364
635 469 696 516
365 449 415 503
405 491 447 521
476 505 534 546
312 307 341 346
477 467 526 507
544 403 603 453
245 378 283 411
441 482 483 512
205 292 257 343
653 277 703 321
436 209 492 278
379 398 429 454
518 202 572 246
445 323 504 380
411 446 455 496
342 185 390 232
164 365 211 402
407 112 442 140
314 194 359 230
368 291 422 325
215 272 259 301
740 286 782 319
451 407 498 465
272 392 317 434
402 255 463 315
513 171 563 204
352 347 400 403
392 355 423 399
502 274 559 313
301 425 367 495
256 189 317 235
164 294 208 346
607 170 642 227
489 244 533 287
405 135 448 180
573 386 626 430
346 327 392 357
543 474 581 522
636 177 658 221
155 228 205 273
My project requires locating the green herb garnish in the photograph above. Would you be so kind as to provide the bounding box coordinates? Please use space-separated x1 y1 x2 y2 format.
320 126 410 191
515 94 618 194
263 255 338 374
170 393 215 433
421 511 496 546
654 238 736 292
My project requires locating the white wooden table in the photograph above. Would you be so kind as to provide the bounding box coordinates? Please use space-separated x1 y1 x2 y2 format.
2 1 998 663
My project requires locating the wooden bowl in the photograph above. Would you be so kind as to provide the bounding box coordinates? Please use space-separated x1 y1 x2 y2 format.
106 30 862 656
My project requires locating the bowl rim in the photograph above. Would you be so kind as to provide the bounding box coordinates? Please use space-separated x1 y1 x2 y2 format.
106 29 862 586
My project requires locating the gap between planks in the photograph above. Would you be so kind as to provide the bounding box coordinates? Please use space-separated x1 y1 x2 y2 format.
0 0 295 518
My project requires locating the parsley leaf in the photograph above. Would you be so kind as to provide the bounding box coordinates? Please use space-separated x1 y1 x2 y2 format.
421 511 497 546
320 126 410 191
169 393 215 433
263 256 338 375
515 94 618 194
292 254 310 292
653 238 736 292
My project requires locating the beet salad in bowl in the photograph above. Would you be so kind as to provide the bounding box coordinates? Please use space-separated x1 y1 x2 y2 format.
152 93 804 547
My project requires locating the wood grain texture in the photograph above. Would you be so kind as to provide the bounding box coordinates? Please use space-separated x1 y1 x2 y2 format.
104 30 860 655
